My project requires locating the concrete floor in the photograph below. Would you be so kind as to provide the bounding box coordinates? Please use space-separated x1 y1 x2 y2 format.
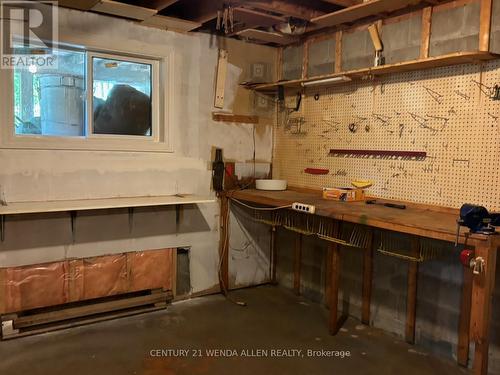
0 285 468 375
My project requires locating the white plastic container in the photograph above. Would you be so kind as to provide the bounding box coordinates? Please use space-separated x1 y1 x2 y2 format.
255 179 287 191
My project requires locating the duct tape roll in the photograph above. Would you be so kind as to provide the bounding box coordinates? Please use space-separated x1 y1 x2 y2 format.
255 179 287 191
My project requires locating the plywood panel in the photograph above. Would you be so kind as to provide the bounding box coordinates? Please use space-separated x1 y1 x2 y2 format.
274 60 500 210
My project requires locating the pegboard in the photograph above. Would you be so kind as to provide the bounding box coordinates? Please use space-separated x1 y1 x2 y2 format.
273 60 500 210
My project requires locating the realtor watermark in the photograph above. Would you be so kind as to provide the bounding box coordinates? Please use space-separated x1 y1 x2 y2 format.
149 348 352 359
0 1 58 69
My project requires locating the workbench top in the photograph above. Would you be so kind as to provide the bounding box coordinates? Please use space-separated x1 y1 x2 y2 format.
228 189 489 245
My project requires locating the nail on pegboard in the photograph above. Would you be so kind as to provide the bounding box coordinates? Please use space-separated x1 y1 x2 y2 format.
273 60 500 211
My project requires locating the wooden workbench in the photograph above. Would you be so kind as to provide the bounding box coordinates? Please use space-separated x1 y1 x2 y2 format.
222 188 498 375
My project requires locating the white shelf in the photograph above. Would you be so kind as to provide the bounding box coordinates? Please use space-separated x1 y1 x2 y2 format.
0 194 215 215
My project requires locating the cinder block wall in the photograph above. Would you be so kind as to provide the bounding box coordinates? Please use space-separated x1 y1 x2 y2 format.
276 229 500 374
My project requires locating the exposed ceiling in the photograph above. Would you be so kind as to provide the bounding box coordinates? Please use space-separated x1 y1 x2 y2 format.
54 0 435 46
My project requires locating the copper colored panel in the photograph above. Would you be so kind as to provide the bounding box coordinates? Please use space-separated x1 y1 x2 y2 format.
67 259 84 303
2 261 68 313
128 249 173 292
82 254 128 300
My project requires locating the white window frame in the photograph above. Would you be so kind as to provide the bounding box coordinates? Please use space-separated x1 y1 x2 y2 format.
0 43 172 153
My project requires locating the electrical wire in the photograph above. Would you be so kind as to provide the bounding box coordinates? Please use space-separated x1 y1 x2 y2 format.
218 198 247 307
230 197 292 211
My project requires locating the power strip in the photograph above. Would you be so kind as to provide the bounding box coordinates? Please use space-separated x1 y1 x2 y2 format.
292 202 316 214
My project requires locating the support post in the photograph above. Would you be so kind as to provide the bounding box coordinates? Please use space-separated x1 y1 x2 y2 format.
219 196 229 293
420 7 432 58
293 233 302 295
479 0 493 51
328 240 342 334
405 237 420 344
362 229 374 325
457 265 473 367
470 238 498 375
334 31 342 73
270 225 278 284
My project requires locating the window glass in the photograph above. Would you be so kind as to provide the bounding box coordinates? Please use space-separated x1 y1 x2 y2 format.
14 49 86 136
92 57 152 136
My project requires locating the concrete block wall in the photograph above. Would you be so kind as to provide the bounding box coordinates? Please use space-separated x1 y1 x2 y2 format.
276 228 500 374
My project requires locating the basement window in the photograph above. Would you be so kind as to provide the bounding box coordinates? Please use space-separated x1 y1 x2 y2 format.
5 44 167 151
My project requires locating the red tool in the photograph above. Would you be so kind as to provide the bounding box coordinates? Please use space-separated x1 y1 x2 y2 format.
304 168 329 175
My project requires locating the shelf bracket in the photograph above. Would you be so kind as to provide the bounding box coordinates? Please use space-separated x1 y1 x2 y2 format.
0 215 5 242
128 207 134 233
70 211 77 243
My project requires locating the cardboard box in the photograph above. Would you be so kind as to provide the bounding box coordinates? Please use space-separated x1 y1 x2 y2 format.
322 187 366 202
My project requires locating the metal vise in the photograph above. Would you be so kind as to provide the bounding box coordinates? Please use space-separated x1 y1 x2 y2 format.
455 204 500 246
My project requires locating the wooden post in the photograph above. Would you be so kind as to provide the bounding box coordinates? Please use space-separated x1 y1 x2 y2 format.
420 7 432 58
276 47 283 81
479 0 493 51
325 242 332 307
329 241 341 334
457 265 473 367
334 31 342 73
302 40 309 79
270 226 278 284
293 233 302 295
470 239 498 375
405 237 420 344
361 229 374 325
219 196 229 293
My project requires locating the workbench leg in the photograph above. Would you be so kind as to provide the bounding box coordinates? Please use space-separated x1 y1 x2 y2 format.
325 245 332 308
270 226 278 284
293 233 302 295
328 242 342 335
457 265 473 367
219 196 229 294
470 241 498 375
362 230 374 325
405 238 420 344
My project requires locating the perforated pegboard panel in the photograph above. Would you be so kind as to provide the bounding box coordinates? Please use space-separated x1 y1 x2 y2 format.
274 61 500 210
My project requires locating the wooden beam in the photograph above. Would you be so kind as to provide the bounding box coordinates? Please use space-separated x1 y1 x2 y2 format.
470 239 498 375
310 0 422 28
141 15 201 32
134 0 179 11
91 1 157 21
420 7 432 58
236 29 298 45
57 0 100 10
405 237 420 344
320 0 363 8
479 0 493 51
212 112 259 124
240 0 326 20
229 8 286 35
457 265 473 367
361 229 374 325
294 233 302 294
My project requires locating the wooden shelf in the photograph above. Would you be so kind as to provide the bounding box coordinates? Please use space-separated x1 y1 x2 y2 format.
310 0 424 29
249 51 499 92
0 194 215 216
